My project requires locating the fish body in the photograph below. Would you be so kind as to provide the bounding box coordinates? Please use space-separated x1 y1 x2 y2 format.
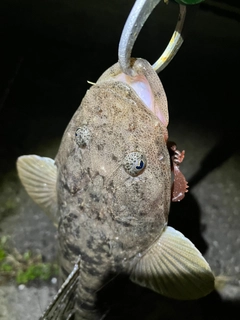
17 58 214 319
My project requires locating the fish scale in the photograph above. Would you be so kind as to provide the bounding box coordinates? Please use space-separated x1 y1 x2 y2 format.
58 212 114 319
17 58 214 319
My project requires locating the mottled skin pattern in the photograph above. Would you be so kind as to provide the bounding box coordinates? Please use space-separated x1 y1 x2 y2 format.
55 59 171 319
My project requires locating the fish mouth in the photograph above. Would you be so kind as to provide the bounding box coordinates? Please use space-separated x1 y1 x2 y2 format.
113 72 167 127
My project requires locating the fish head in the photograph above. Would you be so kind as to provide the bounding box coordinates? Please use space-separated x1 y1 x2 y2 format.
55 58 171 263
16 58 215 302
98 58 169 131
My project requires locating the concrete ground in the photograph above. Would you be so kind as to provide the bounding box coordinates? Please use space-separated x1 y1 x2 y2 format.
0 0 239 319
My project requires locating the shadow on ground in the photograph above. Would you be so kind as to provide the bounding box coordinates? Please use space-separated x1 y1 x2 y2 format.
0 0 240 319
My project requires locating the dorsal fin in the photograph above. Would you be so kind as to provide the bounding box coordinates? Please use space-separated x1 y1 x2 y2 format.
17 155 58 226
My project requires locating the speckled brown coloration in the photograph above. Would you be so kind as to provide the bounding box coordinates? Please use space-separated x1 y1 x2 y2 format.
18 58 214 320
55 58 171 319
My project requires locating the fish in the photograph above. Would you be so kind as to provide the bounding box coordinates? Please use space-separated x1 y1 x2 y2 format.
16 58 214 320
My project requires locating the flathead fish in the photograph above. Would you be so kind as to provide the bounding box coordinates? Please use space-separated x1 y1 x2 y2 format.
17 58 214 319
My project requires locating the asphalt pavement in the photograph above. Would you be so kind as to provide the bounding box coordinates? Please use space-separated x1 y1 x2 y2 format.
0 1 239 319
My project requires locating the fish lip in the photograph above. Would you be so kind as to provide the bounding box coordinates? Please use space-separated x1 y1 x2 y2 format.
111 72 167 127
96 58 169 127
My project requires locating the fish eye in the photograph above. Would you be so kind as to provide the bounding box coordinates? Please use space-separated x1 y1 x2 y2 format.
123 152 147 177
75 125 90 148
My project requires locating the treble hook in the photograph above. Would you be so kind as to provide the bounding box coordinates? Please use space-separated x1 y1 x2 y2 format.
118 0 186 76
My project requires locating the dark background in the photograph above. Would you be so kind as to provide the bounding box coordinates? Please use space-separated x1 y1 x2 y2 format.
0 0 240 319
0 0 239 166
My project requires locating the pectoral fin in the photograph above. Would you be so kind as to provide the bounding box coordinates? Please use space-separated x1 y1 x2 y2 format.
130 226 214 300
17 155 58 226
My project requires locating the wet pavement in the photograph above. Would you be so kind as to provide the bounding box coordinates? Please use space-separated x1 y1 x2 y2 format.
0 0 239 319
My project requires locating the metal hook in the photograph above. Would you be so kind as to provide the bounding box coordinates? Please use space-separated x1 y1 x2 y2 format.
118 0 186 75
